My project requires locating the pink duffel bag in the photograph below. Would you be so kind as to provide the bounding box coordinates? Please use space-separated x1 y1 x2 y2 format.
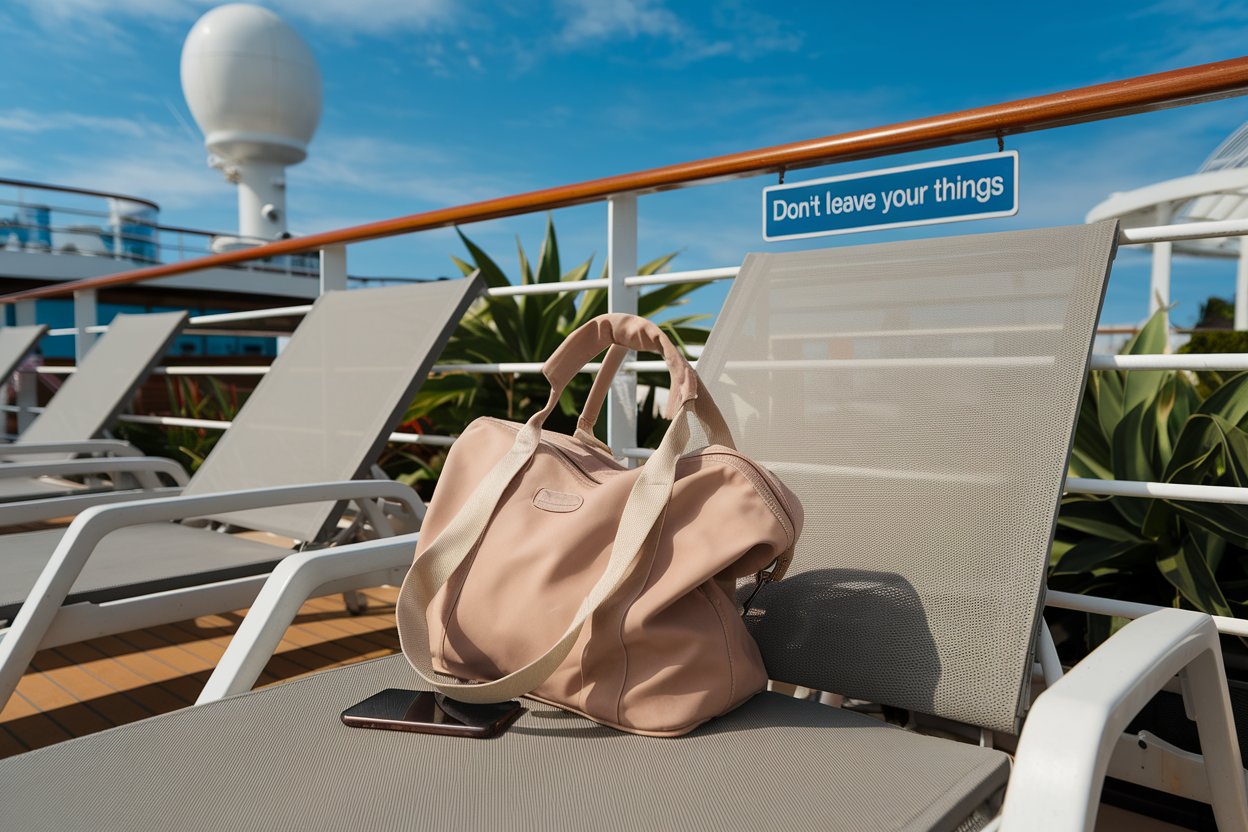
397 313 802 736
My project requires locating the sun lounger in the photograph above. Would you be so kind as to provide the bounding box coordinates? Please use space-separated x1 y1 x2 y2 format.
0 276 482 713
4 224 1241 831
0 323 47 405
0 311 188 501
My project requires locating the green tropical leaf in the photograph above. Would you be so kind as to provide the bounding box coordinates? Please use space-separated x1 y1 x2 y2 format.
1161 416 1248 546
1158 534 1235 617
1095 370 1125 443
535 217 562 284
405 374 480 420
392 222 709 480
1197 371 1248 429
516 236 533 285
455 228 510 289
1071 383 1113 479
1110 402 1158 527
1053 538 1157 576
1154 375 1177 466
1121 309 1169 414
1168 374 1201 445
638 283 702 318
1055 498 1141 541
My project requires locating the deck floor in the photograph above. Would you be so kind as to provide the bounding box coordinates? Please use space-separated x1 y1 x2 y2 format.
0 586 402 758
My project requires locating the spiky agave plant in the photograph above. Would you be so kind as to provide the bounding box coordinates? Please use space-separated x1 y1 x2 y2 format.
1050 310 1248 650
386 216 711 491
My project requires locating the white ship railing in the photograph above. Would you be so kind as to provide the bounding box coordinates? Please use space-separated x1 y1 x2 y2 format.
17 219 1248 526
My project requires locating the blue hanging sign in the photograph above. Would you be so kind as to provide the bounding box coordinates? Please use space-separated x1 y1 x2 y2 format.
762 151 1018 241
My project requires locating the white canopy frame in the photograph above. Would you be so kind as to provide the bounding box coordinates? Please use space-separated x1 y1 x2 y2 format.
1087 130 1248 329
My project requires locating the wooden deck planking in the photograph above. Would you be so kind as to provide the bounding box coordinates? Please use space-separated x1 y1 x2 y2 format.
0 586 402 758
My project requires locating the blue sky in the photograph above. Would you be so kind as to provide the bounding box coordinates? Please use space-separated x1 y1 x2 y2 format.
2 0 1248 326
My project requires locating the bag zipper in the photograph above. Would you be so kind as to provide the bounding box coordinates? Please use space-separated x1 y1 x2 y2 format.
697 449 797 586
547 443 605 486
697 451 795 547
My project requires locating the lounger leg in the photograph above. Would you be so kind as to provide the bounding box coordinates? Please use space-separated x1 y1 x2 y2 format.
342 590 368 615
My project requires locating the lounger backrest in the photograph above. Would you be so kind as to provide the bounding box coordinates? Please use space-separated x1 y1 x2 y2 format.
0 324 47 388
182 276 482 542
696 222 1117 734
16 311 186 448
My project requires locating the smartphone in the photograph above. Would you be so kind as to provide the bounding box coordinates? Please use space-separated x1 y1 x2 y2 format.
340 688 524 738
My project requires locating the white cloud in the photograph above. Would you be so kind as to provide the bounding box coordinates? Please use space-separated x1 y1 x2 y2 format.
277 0 455 35
294 135 526 208
8 0 797 71
8 0 456 43
60 142 228 213
554 0 684 46
0 109 151 139
550 0 801 64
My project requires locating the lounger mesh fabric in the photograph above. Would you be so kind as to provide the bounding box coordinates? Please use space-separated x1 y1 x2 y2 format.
12 311 186 453
182 278 482 542
0 655 1009 831
696 221 1117 734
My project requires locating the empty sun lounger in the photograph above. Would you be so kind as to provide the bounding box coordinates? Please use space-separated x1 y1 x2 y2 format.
4 224 1243 831
0 311 187 501
0 275 483 713
0 323 47 403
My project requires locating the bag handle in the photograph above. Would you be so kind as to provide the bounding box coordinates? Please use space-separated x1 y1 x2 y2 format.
396 314 719 703
572 327 736 452
543 314 697 416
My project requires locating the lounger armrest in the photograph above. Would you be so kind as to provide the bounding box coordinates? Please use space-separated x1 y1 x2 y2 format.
0 487 184 528
197 534 420 704
0 455 188 486
1001 608 1248 831
0 480 423 712
0 439 143 458
64 479 423 530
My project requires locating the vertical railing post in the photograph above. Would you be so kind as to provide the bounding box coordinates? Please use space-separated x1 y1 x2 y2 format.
320 246 348 294
72 289 97 363
606 194 638 458
1150 204 1172 324
1236 237 1248 331
14 301 37 432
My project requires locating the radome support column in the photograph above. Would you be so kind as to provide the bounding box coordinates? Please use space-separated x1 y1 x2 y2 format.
236 161 288 241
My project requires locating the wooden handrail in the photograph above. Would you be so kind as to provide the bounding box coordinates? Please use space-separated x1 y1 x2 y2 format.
6 56 1248 304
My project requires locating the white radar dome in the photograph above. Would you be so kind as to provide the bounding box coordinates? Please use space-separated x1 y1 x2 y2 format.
180 3 322 166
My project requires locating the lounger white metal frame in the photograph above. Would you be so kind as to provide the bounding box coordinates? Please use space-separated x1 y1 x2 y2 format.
0 480 419 711
0 276 484 714
0 439 145 458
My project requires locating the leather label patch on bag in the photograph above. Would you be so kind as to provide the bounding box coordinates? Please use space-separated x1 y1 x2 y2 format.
533 488 584 513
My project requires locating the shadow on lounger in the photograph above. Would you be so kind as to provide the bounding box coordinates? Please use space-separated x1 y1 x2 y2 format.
740 568 940 716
